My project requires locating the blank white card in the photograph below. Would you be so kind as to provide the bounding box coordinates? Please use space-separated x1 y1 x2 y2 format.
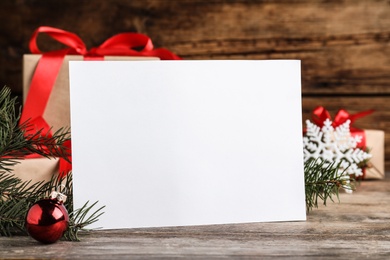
69 60 306 229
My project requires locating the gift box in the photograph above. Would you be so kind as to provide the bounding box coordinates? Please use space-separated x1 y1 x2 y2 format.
11 26 180 184
364 129 385 179
12 158 59 184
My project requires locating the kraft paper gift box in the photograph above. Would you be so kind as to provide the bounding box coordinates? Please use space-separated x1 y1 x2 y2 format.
12 54 158 183
364 129 385 179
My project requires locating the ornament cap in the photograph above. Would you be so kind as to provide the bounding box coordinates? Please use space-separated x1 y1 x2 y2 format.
50 190 67 203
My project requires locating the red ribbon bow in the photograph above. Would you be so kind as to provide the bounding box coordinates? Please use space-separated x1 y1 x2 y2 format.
312 106 374 131
311 106 374 150
20 26 181 176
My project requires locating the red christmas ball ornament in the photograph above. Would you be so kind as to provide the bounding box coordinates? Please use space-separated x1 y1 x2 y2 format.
25 189 69 244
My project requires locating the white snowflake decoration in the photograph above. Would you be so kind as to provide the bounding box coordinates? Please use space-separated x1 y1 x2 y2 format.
303 118 371 178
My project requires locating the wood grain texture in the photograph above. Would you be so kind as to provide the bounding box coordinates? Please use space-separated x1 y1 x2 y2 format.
1 178 390 259
0 0 389 167
1 0 389 94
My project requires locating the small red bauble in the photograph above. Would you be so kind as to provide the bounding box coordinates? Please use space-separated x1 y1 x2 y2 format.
25 191 69 244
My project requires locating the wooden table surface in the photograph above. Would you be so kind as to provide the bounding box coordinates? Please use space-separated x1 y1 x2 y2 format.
1 178 390 259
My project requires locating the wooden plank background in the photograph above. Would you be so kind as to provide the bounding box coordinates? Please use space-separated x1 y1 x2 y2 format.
0 0 389 168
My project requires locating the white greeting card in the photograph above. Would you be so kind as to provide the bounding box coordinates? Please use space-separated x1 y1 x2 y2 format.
69 60 306 229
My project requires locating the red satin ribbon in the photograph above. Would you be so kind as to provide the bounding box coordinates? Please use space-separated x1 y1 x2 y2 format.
311 106 374 148
20 26 181 176
312 106 374 131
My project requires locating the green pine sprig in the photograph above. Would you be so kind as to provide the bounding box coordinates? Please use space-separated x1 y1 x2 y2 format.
304 158 356 212
0 87 71 172
0 171 105 241
64 200 105 241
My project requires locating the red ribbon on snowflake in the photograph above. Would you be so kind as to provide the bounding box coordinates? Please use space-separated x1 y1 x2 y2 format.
20 26 181 176
311 106 374 150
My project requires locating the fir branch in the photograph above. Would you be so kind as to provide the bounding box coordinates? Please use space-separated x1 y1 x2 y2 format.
64 201 105 241
0 87 71 172
304 159 356 212
0 171 104 241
